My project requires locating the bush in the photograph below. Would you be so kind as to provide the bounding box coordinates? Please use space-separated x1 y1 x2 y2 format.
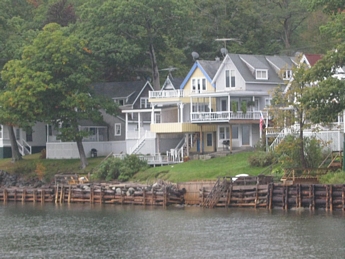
248 151 276 167
319 170 345 184
93 155 148 182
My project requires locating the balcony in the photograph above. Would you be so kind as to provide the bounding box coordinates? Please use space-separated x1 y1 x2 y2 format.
191 111 268 123
149 90 184 99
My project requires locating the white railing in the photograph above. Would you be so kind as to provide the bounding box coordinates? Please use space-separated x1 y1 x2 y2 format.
191 111 230 122
191 111 268 123
149 90 183 99
128 130 156 154
17 140 32 156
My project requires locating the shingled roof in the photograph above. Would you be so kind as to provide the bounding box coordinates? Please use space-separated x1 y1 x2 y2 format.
91 80 151 105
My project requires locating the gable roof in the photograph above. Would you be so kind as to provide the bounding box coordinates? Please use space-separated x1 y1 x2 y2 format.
302 54 323 67
231 54 288 84
180 60 221 89
161 75 184 90
91 80 153 106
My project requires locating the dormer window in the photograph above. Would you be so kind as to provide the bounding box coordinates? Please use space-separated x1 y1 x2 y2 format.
114 98 124 105
256 69 268 80
282 70 292 80
191 78 206 93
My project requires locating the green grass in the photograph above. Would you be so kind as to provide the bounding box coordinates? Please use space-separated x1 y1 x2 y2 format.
132 151 267 183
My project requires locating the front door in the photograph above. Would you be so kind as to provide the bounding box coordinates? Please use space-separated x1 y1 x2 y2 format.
242 125 250 145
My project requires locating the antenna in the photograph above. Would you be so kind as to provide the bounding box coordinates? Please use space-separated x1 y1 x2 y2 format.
215 38 242 49
160 66 178 79
191 51 199 61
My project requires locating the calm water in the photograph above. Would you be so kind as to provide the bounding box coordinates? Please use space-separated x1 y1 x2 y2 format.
0 203 344 259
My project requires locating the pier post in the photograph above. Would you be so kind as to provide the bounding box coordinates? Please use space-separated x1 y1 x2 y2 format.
268 183 273 210
41 190 45 204
33 190 37 203
14 189 17 202
22 189 26 203
284 185 289 210
326 185 329 211
68 186 71 204
329 185 333 212
3 189 7 203
55 185 58 204
341 185 345 211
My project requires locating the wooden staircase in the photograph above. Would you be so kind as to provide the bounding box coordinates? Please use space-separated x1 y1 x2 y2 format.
203 177 230 208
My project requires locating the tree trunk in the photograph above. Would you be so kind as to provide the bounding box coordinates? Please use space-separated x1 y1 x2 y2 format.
149 43 160 91
76 137 88 169
7 125 22 162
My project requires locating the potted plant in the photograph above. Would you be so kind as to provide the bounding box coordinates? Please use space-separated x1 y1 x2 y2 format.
241 101 247 114
231 102 238 114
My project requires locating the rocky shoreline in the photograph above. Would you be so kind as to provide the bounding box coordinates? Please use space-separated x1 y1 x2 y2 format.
0 171 46 188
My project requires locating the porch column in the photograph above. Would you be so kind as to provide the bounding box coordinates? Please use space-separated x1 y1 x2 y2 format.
180 103 184 123
157 133 160 154
125 113 128 139
185 133 189 157
151 105 155 124
138 112 141 139
228 94 231 119
200 125 203 154
190 97 193 122
208 96 211 114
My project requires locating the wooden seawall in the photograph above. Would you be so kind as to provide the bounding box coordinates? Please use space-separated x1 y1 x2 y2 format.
199 183 345 211
0 184 184 207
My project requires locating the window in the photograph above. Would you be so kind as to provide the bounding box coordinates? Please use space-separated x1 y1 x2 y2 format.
191 78 206 93
114 99 124 105
192 103 208 112
15 128 20 140
232 126 238 139
219 127 230 140
283 70 292 80
265 98 272 107
26 132 33 142
140 97 150 108
256 69 268 80
206 133 212 146
114 123 121 136
155 113 161 123
225 70 236 88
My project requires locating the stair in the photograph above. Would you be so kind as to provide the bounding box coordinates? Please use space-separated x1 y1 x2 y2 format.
203 177 229 208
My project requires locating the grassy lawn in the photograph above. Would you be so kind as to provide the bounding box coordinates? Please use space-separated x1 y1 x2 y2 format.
132 151 271 183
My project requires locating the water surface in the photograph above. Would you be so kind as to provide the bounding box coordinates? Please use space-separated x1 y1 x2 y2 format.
0 203 344 259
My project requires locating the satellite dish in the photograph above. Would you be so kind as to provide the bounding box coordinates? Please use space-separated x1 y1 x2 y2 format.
191 51 199 61
220 48 228 57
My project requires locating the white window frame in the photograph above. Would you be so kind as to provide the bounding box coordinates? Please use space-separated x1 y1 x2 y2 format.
225 70 235 88
191 78 206 93
114 123 121 136
206 133 213 147
140 97 150 108
282 70 292 80
256 69 268 80
265 98 272 107
219 126 230 140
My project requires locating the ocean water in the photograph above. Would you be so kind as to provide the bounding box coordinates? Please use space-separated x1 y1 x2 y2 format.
0 203 344 259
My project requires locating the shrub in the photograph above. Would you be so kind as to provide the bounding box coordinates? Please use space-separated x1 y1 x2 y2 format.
93 155 148 182
248 151 276 167
319 170 345 184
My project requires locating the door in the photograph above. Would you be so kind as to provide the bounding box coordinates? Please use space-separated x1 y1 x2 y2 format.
242 125 250 145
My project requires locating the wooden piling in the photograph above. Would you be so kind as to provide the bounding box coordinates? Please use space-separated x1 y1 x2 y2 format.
68 186 71 204
268 183 273 210
22 189 26 203
342 186 345 212
3 189 7 202
41 190 45 204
